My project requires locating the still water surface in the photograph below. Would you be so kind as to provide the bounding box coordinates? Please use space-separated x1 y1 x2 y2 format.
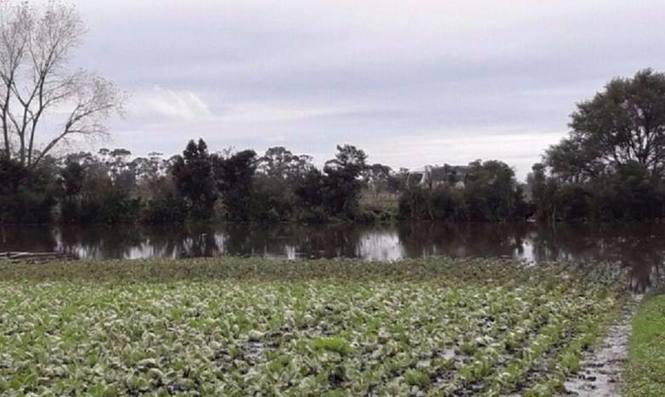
1 222 663 291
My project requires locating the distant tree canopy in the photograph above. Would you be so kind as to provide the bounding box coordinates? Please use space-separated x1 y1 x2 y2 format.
2 137 533 225
171 139 216 220
4 68 665 225
532 69 665 222
398 159 529 222
0 156 54 223
212 149 257 221
258 146 312 180
166 141 376 223
321 145 368 218
548 69 665 182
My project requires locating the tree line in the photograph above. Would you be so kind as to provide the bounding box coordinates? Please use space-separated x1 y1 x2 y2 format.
3 69 665 225
4 69 665 225
0 139 529 224
3 1 665 224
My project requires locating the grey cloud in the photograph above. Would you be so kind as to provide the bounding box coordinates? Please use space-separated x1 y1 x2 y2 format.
46 0 665 179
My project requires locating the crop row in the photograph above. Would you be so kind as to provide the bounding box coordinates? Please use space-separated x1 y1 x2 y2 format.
0 258 623 396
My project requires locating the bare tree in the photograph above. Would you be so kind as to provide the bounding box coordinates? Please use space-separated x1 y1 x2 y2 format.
0 0 122 167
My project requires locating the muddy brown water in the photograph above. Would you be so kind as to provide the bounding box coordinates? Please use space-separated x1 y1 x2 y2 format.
1 222 663 291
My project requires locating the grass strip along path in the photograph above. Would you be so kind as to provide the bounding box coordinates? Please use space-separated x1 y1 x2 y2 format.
624 293 665 396
0 258 625 396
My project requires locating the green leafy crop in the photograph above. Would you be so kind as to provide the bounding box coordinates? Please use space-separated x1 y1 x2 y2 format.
0 257 623 395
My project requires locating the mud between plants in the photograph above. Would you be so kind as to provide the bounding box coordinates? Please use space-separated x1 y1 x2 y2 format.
560 295 642 397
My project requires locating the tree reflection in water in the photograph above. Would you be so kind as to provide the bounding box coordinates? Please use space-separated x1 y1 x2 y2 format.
1 222 663 291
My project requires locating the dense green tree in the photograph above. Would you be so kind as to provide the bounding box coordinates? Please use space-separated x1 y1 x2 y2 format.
464 160 522 221
321 145 368 219
326 145 367 173
253 147 313 222
258 146 312 180
171 139 217 220
545 138 602 183
398 160 528 222
429 187 466 221
552 69 665 179
527 163 558 222
61 161 84 197
534 69 665 222
58 160 85 223
67 153 141 224
294 168 327 222
133 152 187 224
398 185 431 220
0 157 55 223
140 178 186 224
363 163 394 194
212 150 257 221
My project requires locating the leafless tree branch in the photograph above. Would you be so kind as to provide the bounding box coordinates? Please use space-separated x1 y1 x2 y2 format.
0 0 122 166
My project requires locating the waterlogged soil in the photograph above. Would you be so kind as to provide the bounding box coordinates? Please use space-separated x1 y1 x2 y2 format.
0 258 626 395
561 295 642 396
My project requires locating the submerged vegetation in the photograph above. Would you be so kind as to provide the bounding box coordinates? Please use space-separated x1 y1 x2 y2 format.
625 294 665 396
0 258 625 395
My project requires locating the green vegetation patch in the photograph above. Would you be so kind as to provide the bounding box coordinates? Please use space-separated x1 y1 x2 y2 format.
0 258 624 395
625 294 665 397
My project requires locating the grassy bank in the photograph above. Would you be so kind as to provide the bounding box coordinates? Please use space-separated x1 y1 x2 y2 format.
625 293 665 396
0 258 624 396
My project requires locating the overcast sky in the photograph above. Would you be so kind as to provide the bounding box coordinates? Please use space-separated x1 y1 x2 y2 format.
59 0 665 178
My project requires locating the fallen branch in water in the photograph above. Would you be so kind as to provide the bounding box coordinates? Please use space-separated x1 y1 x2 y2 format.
0 251 78 262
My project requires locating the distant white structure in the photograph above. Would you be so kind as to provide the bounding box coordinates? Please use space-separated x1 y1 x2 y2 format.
407 164 469 189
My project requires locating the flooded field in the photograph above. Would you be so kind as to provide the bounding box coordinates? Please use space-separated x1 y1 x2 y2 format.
1 222 663 291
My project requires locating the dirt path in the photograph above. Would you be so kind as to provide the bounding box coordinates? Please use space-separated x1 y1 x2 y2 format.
560 294 642 396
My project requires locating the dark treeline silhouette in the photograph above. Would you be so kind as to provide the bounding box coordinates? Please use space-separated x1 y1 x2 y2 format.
0 138 528 224
0 141 386 224
398 160 530 222
3 69 665 225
